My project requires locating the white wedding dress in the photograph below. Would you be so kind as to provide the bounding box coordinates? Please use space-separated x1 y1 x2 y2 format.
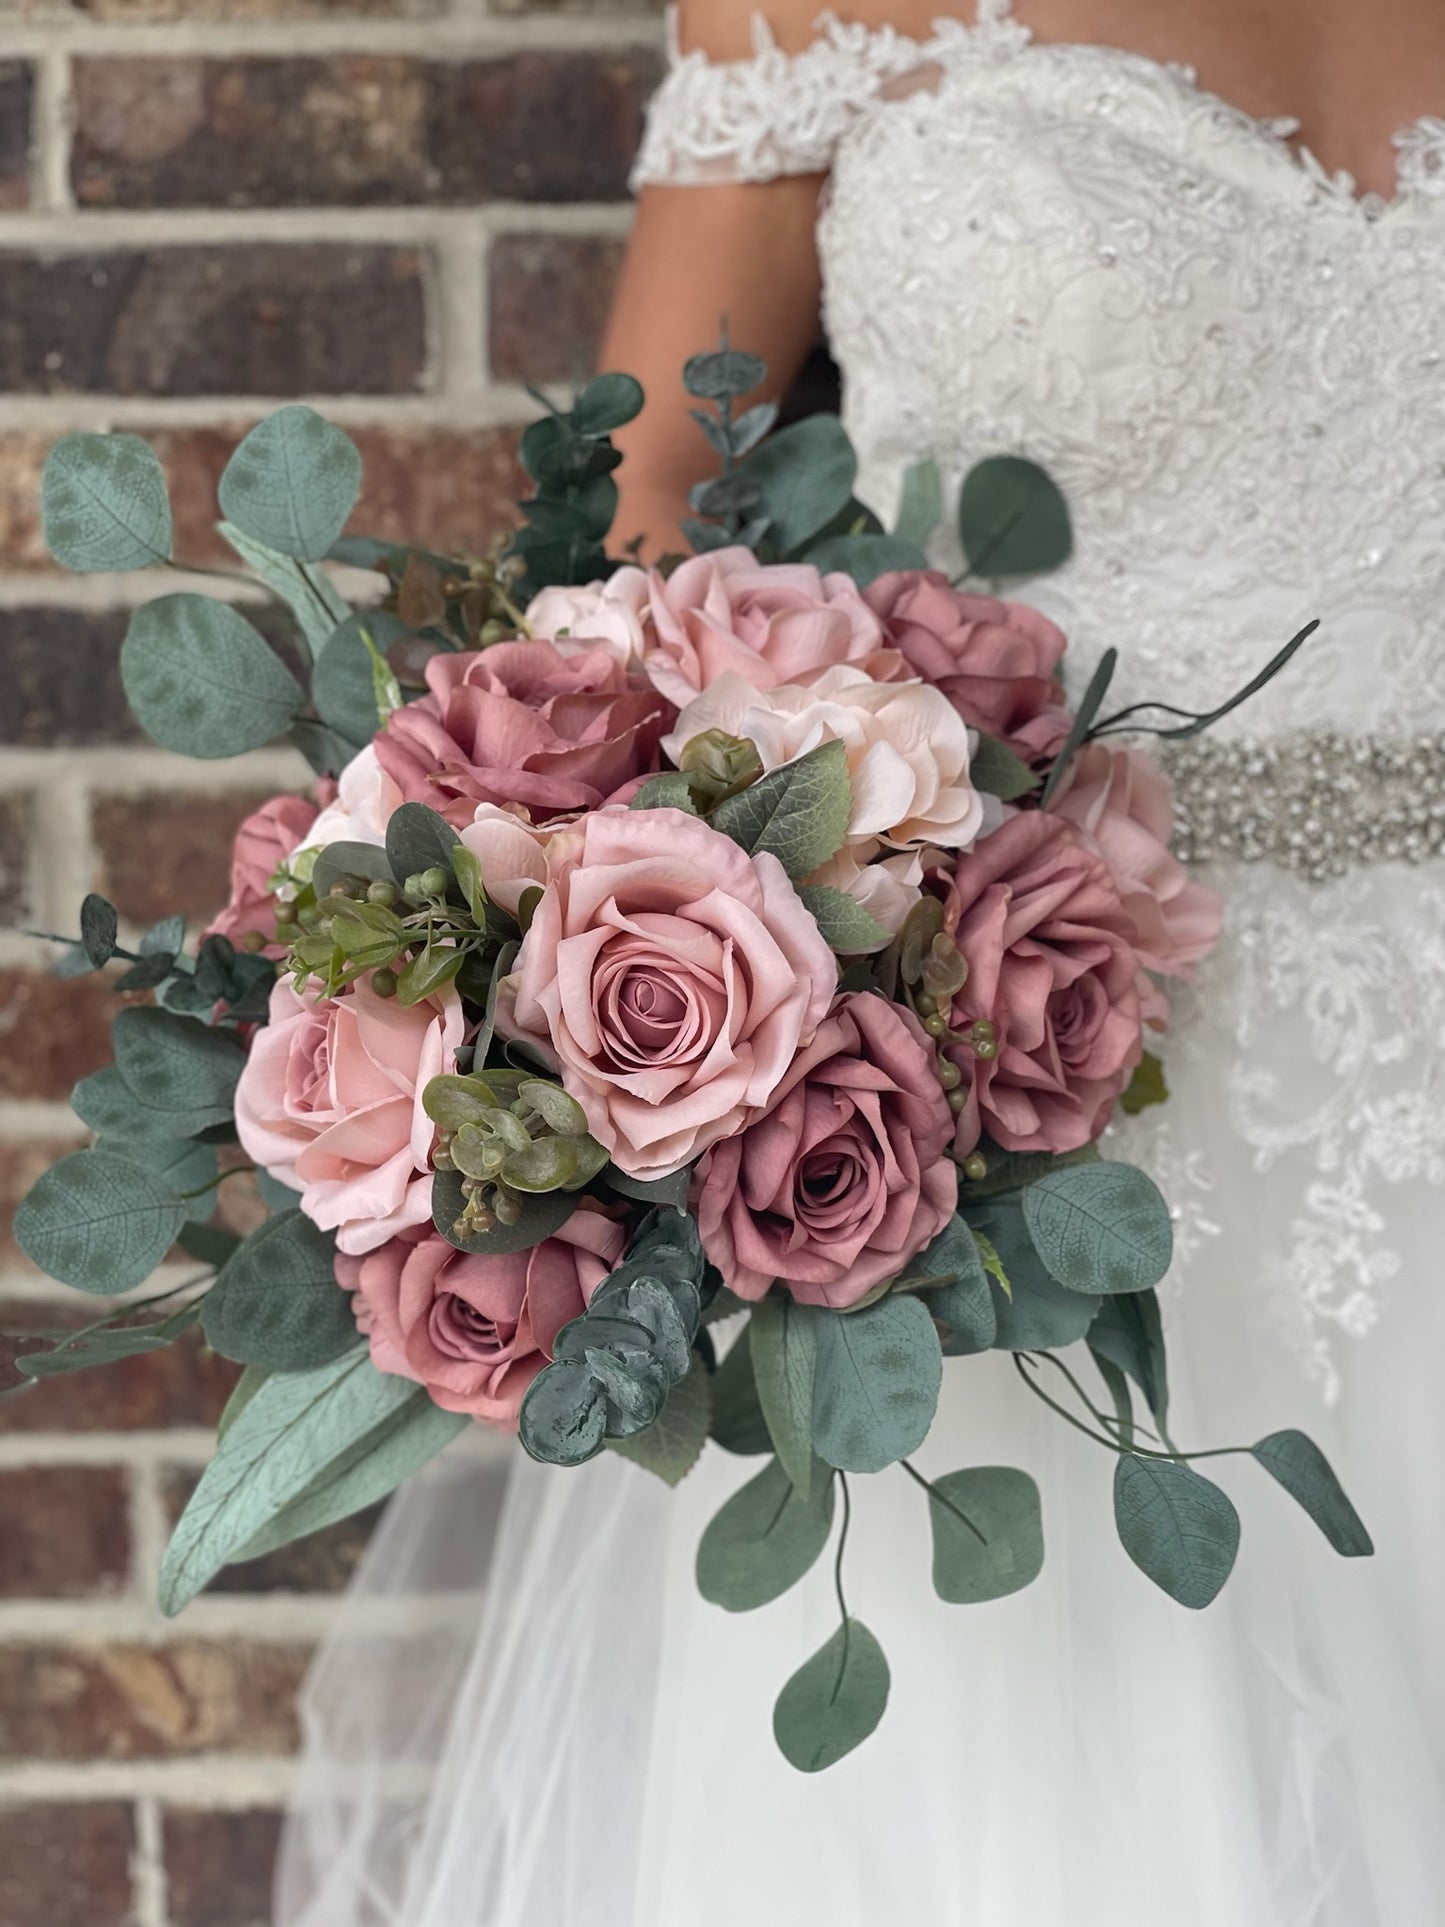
275 8 1445 1922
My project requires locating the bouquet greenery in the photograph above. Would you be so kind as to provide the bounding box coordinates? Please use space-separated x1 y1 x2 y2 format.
13 348 1368 1771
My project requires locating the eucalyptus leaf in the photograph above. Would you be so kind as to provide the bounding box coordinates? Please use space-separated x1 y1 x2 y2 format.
311 840 395 899
121 596 304 758
218 521 351 663
1022 1162 1174 1295
1113 1454 1240 1609
79 893 119 969
202 1209 358 1370
177 1222 243 1268
812 1293 942 1474
696 1455 835 1611
72 1066 192 1142
907 1216 996 1356
796 885 891 955
1252 1430 1373 1557
972 1195 1101 1350
800 533 927 587
217 1363 270 1442
958 454 1073 578
14 1149 184 1295
927 1466 1044 1603
1089 1291 1170 1427
750 1295 819 1499
773 1618 889 1773
42 431 172 572
112 1006 248 1134
608 1357 713 1485
572 372 645 436
710 1324 772 1455
518 1359 610 1466
313 610 410 744
893 458 944 550
683 349 766 401
93 1132 217 1226
218 405 363 561
431 1169 575 1255
1039 647 1118 808
969 732 1041 802
736 414 857 554
16 1302 201 1379
386 802 461 889
711 739 851 881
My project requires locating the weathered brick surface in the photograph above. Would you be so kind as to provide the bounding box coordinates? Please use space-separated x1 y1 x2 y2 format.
0 64 32 212
164 1807 285 1927
0 969 118 1101
0 791 32 925
0 1802 136 1927
72 54 659 208
0 1466 131 1598
0 1303 240 1432
489 233 625 384
91 787 278 926
0 247 429 395
161 1467 378 1594
0 1640 310 1759
0 607 140 746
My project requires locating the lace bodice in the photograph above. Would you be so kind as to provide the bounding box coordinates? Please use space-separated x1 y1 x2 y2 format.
635 9 1445 1399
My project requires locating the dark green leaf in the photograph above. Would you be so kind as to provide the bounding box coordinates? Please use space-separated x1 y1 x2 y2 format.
811 1293 941 1474
79 894 118 969
773 1618 889 1772
42 431 172 572
14 1149 184 1295
710 1324 772 1455
1113 1454 1240 1609
1252 1430 1373 1557
121 596 304 758
518 1359 608 1465
749 1295 819 1498
112 1006 248 1133
176 1222 243 1267
682 349 766 401
17 1302 201 1379
1089 1291 1170 1428
796 885 891 955
927 1466 1044 1603
906 1215 996 1355
313 611 410 747
969 732 1041 802
736 414 858 554
602 1162 692 1210
93 1132 217 1225
218 405 362 561
957 1139 1100 1202
711 739 851 881
385 802 461 889
607 1357 713 1485
72 1066 186 1142
572 372 645 436
800 533 927 587
696 1455 835 1611
202 1210 358 1370
1039 647 1117 807
1119 1052 1169 1116
431 1168 575 1255
957 454 1073 578
629 772 699 815
312 840 395 899
289 719 358 778
1022 1162 1174 1295
219 522 351 661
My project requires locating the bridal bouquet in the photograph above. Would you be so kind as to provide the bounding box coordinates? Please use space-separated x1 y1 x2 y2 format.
14 348 1370 1771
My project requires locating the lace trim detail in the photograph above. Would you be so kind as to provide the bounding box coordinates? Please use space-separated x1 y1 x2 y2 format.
630 8 1028 187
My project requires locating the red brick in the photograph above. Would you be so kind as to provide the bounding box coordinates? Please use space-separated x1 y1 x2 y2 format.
160 1466 376 1595
71 55 658 208
0 247 428 396
0 1467 130 1598
0 1802 135 1927
0 1640 309 1760
0 606 141 745
0 792 31 926
0 1301 241 1434
91 788 276 927
0 65 31 212
488 233 625 384
164 1807 284 1927
0 969 117 1101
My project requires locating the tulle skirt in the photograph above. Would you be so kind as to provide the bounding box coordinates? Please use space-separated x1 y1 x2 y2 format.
275 864 1445 1927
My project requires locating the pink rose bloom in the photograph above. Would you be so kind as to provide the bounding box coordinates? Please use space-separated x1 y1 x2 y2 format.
372 640 674 831
1044 742 1223 984
696 992 956 1307
938 812 1144 1157
336 1205 626 1427
501 807 838 1179
303 744 401 852
236 974 464 1255
626 547 903 708
865 573 1067 749
206 794 319 953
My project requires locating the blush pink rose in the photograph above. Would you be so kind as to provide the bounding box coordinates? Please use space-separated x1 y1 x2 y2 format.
1043 742 1223 985
235 974 464 1255
937 812 1144 1157
371 640 674 830
623 547 903 708
865 574 1067 749
501 807 838 1179
696 992 956 1307
205 794 319 953
525 576 648 669
336 1204 626 1427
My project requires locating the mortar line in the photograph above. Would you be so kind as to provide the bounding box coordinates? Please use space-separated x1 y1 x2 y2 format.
31 45 73 217
132 1793 168 1927
0 200 633 248
0 15 663 58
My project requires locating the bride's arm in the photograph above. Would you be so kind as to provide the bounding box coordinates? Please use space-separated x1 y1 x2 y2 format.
600 0 837 556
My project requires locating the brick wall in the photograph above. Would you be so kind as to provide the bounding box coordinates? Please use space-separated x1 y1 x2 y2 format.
0 2 658 1921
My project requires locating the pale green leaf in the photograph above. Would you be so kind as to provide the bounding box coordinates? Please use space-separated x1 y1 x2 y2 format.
811 1293 941 1474
218 520 351 662
1113 1454 1240 1609
14 1149 184 1295
218 405 362 561
696 1455 835 1611
773 1618 889 1772
121 595 304 758
202 1209 358 1370
42 431 172 572
926 1466 1044 1603
796 884 891 955
607 1357 713 1485
1252 1429 1373 1557
892 457 944 550
1022 1161 1174 1295
749 1295 819 1498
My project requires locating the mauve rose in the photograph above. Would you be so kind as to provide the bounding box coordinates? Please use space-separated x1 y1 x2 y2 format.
937 812 1144 1157
206 794 319 953
501 807 838 1179
865 574 1067 748
236 974 464 1255
1044 742 1223 984
336 1205 626 1426
696 992 956 1307
626 547 903 709
372 640 673 830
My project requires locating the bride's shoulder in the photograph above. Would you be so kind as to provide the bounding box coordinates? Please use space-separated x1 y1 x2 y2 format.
672 0 946 63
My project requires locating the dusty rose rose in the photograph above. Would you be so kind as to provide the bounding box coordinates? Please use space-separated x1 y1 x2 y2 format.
696 992 956 1307
665 667 986 855
625 547 903 708
937 812 1144 1157
336 1205 626 1426
235 974 464 1255
371 640 673 830
525 576 648 669
1044 742 1223 985
206 794 319 953
501 807 838 1179
865 574 1067 749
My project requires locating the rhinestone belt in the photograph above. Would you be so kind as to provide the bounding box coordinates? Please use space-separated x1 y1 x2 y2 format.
1163 732 1445 881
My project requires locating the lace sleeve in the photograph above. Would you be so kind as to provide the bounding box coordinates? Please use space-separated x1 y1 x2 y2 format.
630 8 943 188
